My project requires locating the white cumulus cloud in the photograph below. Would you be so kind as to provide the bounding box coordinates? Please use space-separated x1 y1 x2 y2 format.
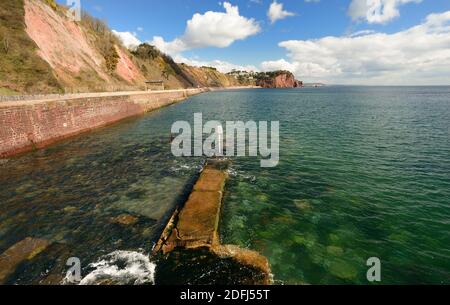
260 11 450 85
150 2 260 56
349 0 422 24
268 1 295 24
112 30 142 49
151 37 187 56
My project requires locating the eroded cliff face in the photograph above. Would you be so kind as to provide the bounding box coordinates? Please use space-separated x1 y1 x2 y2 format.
256 72 303 88
23 0 145 91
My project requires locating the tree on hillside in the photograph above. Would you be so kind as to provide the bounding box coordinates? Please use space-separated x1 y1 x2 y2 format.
131 43 160 60
104 46 119 74
141 64 148 75
161 68 170 80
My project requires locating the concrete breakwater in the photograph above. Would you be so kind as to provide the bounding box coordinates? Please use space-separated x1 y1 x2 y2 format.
154 159 272 285
0 89 206 158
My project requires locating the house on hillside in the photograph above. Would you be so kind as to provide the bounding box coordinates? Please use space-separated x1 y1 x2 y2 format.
145 80 165 91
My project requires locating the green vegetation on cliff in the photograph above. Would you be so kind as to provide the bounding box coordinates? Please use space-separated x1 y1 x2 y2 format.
254 70 294 81
130 43 195 89
80 12 122 75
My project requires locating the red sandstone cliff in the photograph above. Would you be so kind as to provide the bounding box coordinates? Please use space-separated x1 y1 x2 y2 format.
23 0 149 89
256 71 303 89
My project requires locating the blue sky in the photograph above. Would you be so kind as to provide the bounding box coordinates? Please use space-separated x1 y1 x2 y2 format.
59 0 450 85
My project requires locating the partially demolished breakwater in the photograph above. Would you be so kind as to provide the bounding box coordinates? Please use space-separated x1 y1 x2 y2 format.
153 159 272 285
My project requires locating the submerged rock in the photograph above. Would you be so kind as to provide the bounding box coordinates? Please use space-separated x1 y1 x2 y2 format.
112 214 139 225
292 233 307 246
327 259 358 280
294 199 312 211
326 246 344 256
63 206 77 213
0 237 49 284
212 245 272 285
141 228 153 238
328 233 340 244
256 194 269 202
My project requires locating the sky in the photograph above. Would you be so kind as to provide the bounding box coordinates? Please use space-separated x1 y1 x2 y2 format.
59 0 450 85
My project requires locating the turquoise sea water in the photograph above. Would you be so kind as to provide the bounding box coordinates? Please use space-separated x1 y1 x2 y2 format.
0 87 449 284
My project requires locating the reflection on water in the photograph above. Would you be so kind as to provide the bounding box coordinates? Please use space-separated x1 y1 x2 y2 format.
1 87 450 284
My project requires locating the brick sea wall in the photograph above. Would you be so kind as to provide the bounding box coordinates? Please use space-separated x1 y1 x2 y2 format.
0 89 204 158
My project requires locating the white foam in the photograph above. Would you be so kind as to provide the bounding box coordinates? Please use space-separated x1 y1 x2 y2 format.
169 162 203 173
227 168 256 182
65 250 156 285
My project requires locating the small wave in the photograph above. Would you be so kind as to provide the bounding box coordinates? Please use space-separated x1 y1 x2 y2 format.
227 168 256 182
65 250 156 285
169 162 203 173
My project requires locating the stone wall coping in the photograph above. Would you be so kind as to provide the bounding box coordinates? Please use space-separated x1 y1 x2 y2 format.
0 88 207 108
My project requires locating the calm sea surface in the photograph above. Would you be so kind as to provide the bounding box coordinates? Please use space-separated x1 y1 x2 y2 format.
0 87 449 284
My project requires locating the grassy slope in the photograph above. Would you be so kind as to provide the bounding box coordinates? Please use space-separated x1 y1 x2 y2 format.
181 65 238 88
131 52 191 90
0 0 62 94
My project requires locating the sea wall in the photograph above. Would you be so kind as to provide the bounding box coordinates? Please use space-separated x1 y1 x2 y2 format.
0 89 205 158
